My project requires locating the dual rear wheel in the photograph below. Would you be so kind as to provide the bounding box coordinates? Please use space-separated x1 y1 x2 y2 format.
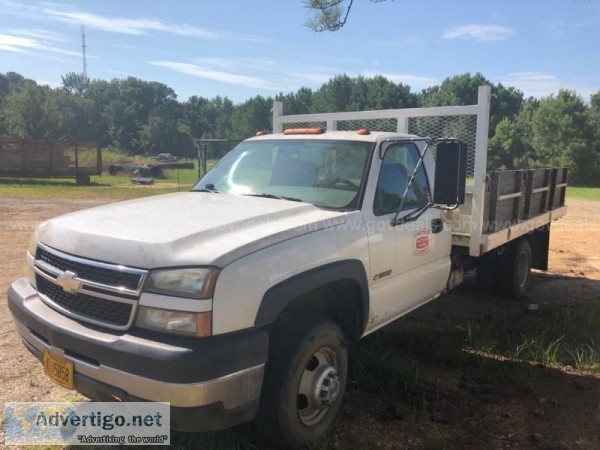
476 238 532 299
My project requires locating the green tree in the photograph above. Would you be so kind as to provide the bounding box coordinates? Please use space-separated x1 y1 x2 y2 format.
488 98 538 170
4 81 53 138
276 87 314 114
420 73 524 135
304 0 388 31
230 95 273 138
51 89 99 141
61 72 90 97
364 75 417 109
531 89 598 185
589 90 600 156
140 104 194 156
311 74 355 112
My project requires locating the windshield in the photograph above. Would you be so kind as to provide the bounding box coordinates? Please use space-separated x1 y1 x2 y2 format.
193 140 373 210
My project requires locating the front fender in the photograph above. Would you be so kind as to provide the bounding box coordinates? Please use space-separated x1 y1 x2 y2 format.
254 260 369 330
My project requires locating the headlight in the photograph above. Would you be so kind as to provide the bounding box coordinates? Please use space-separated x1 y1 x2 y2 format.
136 306 212 337
145 268 219 299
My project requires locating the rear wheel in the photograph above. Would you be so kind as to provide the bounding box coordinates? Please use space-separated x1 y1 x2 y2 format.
258 320 347 448
499 239 532 299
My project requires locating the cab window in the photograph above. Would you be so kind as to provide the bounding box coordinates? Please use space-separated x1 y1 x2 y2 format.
374 143 430 216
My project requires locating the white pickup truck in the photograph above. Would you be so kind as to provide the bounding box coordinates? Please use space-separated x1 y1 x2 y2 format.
8 86 567 447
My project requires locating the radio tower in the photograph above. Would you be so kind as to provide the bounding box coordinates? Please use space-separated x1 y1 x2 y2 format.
81 24 88 79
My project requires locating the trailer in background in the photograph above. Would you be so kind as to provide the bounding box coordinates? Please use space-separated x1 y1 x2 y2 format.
0 139 102 185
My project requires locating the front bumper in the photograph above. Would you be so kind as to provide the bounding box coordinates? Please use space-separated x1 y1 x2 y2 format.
8 278 268 431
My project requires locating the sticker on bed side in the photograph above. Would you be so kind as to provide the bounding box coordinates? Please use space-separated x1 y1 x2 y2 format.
414 230 431 255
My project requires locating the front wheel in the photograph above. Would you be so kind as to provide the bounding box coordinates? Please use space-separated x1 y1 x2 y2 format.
258 320 348 448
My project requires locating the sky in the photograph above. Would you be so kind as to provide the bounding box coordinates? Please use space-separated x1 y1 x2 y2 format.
0 0 598 103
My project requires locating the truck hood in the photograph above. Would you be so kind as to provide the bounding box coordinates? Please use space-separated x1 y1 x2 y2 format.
36 192 347 269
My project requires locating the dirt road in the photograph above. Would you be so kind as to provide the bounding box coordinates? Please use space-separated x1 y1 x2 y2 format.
0 197 598 448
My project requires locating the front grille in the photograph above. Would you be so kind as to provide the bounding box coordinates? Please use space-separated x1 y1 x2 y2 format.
33 244 147 330
37 276 133 327
36 247 142 291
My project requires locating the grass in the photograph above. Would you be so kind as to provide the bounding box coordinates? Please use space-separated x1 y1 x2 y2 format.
550 296 600 339
356 296 600 401
566 186 600 201
0 168 200 200
0 150 222 200
420 427 453 450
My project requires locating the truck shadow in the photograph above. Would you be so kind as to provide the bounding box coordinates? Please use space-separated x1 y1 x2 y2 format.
165 274 600 449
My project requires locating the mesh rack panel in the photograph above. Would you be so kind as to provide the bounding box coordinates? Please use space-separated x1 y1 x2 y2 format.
336 119 398 132
408 115 478 183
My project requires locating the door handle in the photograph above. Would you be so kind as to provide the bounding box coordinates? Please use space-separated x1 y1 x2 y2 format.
431 218 443 234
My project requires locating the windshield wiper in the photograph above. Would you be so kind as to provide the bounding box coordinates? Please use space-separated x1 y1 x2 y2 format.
194 183 221 193
244 193 302 202
392 203 432 226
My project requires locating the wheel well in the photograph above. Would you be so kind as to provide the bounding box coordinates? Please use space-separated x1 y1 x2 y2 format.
528 226 550 271
276 280 365 343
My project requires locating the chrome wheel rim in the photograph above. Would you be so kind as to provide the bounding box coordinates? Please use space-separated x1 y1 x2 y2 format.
297 346 340 427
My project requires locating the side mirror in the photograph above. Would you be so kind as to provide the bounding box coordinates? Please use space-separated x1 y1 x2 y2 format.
433 140 467 206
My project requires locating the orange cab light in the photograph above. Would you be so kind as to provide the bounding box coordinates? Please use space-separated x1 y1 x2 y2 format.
284 128 324 135
357 128 370 135
255 130 266 136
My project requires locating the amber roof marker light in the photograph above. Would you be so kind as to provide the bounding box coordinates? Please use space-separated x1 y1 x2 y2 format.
357 129 370 135
283 128 324 135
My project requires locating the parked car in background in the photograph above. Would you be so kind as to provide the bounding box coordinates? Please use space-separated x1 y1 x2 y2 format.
155 153 177 162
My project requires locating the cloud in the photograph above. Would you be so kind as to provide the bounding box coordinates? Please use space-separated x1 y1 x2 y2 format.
443 24 516 41
184 58 336 92
548 21 594 30
2 0 266 42
150 61 284 91
0 32 82 56
4 28 65 42
500 71 598 98
38 9 225 39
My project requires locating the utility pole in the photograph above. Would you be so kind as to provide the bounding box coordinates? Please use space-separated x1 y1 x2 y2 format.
81 23 88 79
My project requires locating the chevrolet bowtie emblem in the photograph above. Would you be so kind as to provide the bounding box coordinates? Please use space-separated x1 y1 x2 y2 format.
56 270 82 294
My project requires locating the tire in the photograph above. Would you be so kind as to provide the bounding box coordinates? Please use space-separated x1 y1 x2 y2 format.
498 239 532 299
258 320 348 449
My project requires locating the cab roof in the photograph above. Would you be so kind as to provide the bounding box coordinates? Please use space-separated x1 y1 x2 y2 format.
245 130 421 143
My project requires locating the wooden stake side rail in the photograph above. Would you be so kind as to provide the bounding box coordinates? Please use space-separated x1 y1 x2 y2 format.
474 167 568 253
484 168 568 233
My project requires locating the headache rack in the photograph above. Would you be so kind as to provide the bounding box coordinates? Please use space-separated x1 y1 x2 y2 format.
272 86 567 257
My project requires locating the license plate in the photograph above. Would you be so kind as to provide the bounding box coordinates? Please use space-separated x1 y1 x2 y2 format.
43 350 74 390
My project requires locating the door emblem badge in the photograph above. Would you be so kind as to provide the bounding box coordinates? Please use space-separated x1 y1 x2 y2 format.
414 230 431 256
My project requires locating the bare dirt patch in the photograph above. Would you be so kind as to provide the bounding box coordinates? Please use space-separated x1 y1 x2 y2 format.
0 197 598 448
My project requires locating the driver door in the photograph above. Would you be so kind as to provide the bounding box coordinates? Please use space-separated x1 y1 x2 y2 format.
363 141 451 333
